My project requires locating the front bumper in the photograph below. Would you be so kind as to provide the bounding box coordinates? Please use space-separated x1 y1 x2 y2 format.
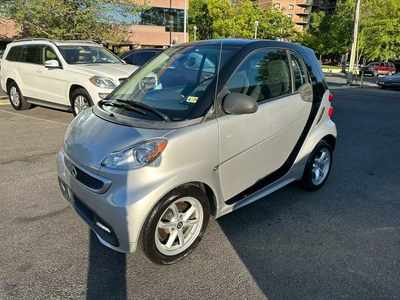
57 150 139 253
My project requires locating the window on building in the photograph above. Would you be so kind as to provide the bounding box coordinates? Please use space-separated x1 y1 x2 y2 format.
288 14 293 18
289 5 294 10
274 3 280 8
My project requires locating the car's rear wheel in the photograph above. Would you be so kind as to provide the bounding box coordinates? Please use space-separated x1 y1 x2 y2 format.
142 185 210 265
373 70 379 77
70 88 93 116
301 141 333 190
388 71 393 76
8 82 31 110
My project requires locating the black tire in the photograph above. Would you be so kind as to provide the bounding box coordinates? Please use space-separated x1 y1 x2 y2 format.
70 88 93 116
142 185 210 265
301 141 333 191
8 82 31 110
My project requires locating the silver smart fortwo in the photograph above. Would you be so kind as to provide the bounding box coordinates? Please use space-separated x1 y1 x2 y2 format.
57 39 337 264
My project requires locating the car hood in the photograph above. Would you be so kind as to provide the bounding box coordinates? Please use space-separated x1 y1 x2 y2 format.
69 63 138 79
64 109 173 171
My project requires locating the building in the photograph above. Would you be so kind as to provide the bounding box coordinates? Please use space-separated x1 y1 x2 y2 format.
0 0 189 52
254 0 337 31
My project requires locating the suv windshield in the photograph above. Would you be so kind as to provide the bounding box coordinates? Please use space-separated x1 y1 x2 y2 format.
58 45 122 64
101 43 237 122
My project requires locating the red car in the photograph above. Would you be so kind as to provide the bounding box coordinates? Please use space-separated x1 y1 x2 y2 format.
362 61 396 77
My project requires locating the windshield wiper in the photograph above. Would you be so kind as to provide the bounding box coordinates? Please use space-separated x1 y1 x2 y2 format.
100 100 146 115
115 99 170 122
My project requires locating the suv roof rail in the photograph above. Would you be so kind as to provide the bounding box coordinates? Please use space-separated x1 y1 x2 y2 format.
12 38 56 45
11 38 101 46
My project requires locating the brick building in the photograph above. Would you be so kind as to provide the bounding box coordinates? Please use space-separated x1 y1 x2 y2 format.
254 0 337 31
0 0 189 52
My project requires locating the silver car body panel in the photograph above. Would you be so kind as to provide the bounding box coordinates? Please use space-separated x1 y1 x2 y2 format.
57 39 337 254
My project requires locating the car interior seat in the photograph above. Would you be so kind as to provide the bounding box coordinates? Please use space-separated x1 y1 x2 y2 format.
266 59 291 98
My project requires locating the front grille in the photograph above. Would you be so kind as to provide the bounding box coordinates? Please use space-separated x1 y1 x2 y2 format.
64 157 104 190
59 178 119 247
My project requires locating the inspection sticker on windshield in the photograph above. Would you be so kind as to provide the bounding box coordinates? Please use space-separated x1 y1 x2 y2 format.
186 96 198 103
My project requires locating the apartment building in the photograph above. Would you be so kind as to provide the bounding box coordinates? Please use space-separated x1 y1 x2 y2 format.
254 0 337 31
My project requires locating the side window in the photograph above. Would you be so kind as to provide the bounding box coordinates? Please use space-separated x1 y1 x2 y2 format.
22 45 41 64
42 46 58 64
227 49 292 102
5 46 23 62
124 53 136 65
289 50 308 91
135 52 156 66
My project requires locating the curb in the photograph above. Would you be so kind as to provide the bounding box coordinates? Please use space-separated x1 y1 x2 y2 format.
0 96 9 105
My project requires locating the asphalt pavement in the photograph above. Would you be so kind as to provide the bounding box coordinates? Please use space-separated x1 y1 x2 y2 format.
1 73 400 300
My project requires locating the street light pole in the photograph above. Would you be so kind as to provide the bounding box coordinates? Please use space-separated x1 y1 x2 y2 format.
347 0 361 85
193 25 197 41
254 21 259 39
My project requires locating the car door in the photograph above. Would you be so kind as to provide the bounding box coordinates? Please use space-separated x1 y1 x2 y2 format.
36 45 67 105
217 48 312 201
17 44 42 99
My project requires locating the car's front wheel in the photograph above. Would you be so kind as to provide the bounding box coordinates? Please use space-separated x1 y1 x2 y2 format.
301 141 333 190
8 82 31 110
387 71 393 76
142 185 210 265
70 88 93 116
373 70 379 77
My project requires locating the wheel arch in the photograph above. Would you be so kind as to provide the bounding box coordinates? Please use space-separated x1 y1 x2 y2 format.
321 134 336 151
69 84 86 100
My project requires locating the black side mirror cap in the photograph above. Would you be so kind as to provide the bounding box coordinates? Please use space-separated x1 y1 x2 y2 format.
222 92 258 115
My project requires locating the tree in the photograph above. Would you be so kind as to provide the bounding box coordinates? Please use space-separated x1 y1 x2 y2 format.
0 0 149 45
294 11 336 62
360 0 400 61
188 0 296 41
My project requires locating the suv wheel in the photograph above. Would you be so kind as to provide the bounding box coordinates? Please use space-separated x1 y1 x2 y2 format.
8 82 31 110
71 88 93 116
142 185 210 265
388 71 393 76
301 141 333 190
373 70 379 77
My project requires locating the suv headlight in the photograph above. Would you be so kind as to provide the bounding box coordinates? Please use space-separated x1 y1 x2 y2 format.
101 139 168 170
89 76 117 89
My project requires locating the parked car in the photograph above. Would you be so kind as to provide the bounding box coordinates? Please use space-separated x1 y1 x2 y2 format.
376 73 400 89
118 48 164 66
0 38 138 115
57 39 337 264
361 61 396 76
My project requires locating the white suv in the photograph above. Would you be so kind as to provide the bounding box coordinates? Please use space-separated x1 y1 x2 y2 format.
0 38 138 115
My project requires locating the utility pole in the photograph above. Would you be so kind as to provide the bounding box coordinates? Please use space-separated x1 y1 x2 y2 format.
347 0 361 86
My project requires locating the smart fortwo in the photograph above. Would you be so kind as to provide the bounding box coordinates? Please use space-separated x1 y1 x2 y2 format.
57 39 337 264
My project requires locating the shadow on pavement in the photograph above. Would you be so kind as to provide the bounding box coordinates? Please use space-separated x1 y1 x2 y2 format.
86 231 127 300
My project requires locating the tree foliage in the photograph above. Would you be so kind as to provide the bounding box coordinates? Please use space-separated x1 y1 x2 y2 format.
297 0 400 62
188 0 296 41
360 0 400 61
0 0 149 44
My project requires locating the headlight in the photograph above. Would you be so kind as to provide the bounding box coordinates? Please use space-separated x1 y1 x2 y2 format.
101 139 168 170
89 76 116 89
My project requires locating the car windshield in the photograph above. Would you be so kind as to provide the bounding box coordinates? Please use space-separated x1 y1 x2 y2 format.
58 45 123 64
102 43 237 122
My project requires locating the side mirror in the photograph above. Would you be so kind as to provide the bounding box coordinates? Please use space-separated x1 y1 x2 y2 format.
222 92 258 115
45 59 60 68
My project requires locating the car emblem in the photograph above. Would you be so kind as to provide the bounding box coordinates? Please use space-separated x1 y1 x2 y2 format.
71 165 78 178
